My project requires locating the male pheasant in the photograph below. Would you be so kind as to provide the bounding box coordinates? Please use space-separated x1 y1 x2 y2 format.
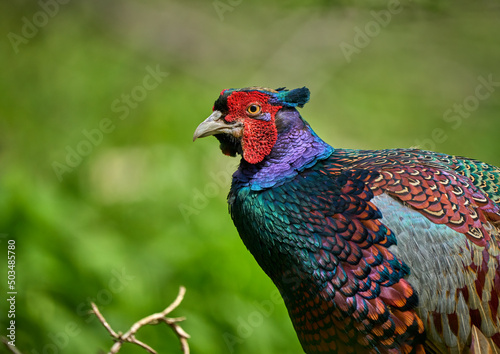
193 86 500 353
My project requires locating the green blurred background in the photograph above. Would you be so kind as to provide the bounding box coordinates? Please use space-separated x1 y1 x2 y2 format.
1 0 500 353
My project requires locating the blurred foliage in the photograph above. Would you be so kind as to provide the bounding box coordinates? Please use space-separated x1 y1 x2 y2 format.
1 0 499 353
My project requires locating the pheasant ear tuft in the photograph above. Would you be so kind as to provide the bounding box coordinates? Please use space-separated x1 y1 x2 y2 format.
281 87 310 108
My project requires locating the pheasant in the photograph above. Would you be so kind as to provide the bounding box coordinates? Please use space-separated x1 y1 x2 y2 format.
193 86 500 353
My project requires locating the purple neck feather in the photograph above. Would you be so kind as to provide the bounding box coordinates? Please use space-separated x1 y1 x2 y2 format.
232 109 333 191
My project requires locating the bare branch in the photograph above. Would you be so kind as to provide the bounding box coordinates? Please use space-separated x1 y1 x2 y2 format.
92 286 190 354
162 286 187 315
1 337 23 354
91 302 119 339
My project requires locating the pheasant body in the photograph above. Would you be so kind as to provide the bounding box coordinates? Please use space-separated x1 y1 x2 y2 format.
193 87 500 353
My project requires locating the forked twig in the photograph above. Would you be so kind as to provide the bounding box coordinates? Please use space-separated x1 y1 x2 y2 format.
92 286 189 354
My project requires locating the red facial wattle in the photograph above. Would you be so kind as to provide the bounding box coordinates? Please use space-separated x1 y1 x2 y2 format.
225 91 282 164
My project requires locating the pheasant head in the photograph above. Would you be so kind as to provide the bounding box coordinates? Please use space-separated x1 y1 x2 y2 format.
193 87 310 164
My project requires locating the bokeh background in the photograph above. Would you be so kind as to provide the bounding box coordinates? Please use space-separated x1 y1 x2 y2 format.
1 0 500 353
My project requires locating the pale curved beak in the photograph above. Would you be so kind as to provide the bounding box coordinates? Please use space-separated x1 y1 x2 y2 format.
193 110 242 141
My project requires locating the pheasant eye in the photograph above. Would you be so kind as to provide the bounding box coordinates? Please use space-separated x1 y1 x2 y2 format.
246 104 261 116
